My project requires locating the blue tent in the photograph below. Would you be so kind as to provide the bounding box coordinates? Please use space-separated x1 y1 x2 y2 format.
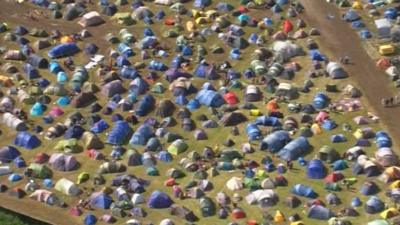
343 9 360 22
216 2 233 12
91 120 109 133
187 99 200 111
30 102 45 116
276 0 288 5
117 43 135 57
332 160 348 171
278 137 311 161
84 214 97 225
195 89 225 107
107 121 133 145
64 125 85 139
309 50 326 61
23 63 40 79
246 123 262 141
8 173 23 182
308 205 335 220
175 95 188 105
0 146 20 163
260 130 290 152
351 20 365 29
48 43 79 58
157 151 173 162
143 27 154 36
14 156 26 168
14 132 41 149
271 4 282 13
307 159 326 179
193 0 211 8
147 191 173 208
135 94 155 116
322 119 337 130
375 131 392 148
351 197 362 207
49 61 63 74
116 55 131 67
194 64 218 80
57 97 70 106
129 124 154 146
148 60 167 71
360 182 379 196
182 46 192 56
384 8 398 20
313 92 329 109
129 77 149 95
356 138 371 147
359 29 372 39
291 184 317 198
331 134 347 143
120 67 140 79
254 116 281 127
90 193 113 209
365 196 385 214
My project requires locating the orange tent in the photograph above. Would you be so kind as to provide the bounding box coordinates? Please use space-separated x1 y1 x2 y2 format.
0 75 14 87
60 35 74 43
266 99 278 112
164 18 175 26
376 58 391 70
283 20 293 33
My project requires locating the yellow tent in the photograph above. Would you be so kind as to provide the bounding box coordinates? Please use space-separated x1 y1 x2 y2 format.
195 17 209 25
290 222 305 225
353 129 363 139
311 123 322 135
186 21 196 32
249 109 261 116
274 210 285 222
380 208 399 219
205 10 218 18
390 180 400 189
191 9 202 19
255 169 268 179
352 1 363 10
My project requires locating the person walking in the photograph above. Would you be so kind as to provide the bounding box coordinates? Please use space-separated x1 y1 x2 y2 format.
390 97 394 106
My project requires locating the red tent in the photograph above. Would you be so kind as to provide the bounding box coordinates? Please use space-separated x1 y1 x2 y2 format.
224 92 239 105
324 172 344 183
232 208 246 219
283 20 293 33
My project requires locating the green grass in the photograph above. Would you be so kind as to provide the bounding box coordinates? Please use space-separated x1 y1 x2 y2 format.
0 207 49 225
0 1 397 225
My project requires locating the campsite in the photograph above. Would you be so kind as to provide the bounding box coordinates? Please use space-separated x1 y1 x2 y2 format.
2 0 400 225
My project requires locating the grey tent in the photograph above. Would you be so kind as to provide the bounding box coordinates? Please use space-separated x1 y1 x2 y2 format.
33 39 52 51
326 62 348 79
101 80 126 97
1 112 27 131
98 162 126 174
78 11 105 27
71 91 97 108
375 18 391 38
170 204 197 222
156 100 175 118
82 131 104 149
219 111 247 126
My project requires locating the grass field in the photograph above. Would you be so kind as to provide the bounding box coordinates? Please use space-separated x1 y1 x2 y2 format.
0 1 397 225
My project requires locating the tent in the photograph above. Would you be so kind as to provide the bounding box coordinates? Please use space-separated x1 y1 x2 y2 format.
308 205 335 220
0 146 20 163
130 124 154 146
90 192 113 209
156 100 175 118
195 89 225 107
319 146 340 163
326 62 348 79
343 9 360 22
244 85 262 102
107 121 132 145
102 80 126 97
168 139 188 155
98 162 125 174
14 132 41 149
307 159 327 179
365 196 385 214
55 139 79 153
28 163 52 179
49 153 78 171
48 43 79 58
375 18 391 38
260 130 290 152
55 178 80 196
292 184 317 198
278 137 311 161
226 177 243 191
147 191 173 208
82 132 104 150
170 204 197 222
135 94 155 116
29 189 58 205
219 111 247 126
368 220 389 225
199 197 216 217
246 189 278 207
376 148 399 167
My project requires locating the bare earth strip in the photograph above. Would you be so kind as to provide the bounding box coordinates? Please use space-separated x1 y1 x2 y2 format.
300 0 400 148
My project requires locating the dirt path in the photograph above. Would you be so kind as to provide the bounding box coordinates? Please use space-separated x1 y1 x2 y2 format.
300 0 400 148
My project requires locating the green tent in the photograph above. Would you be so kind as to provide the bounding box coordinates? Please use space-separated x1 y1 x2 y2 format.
55 139 80 153
29 163 52 179
151 83 165 94
146 167 159 176
168 139 188 155
220 149 242 162
77 172 90 184
324 182 341 191
244 177 260 190
112 12 136 26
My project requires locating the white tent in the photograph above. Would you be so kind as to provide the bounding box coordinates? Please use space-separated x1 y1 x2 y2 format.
1 112 27 131
155 0 173 5
226 177 243 191
55 178 81 196
131 193 145 205
272 41 303 60
375 18 391 38
245 189 277 205
78 11 105 27
0 166 11 176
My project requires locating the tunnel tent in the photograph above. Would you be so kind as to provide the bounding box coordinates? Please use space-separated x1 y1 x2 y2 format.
1 113 27 131
326 62 348 79
55 178 81 196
